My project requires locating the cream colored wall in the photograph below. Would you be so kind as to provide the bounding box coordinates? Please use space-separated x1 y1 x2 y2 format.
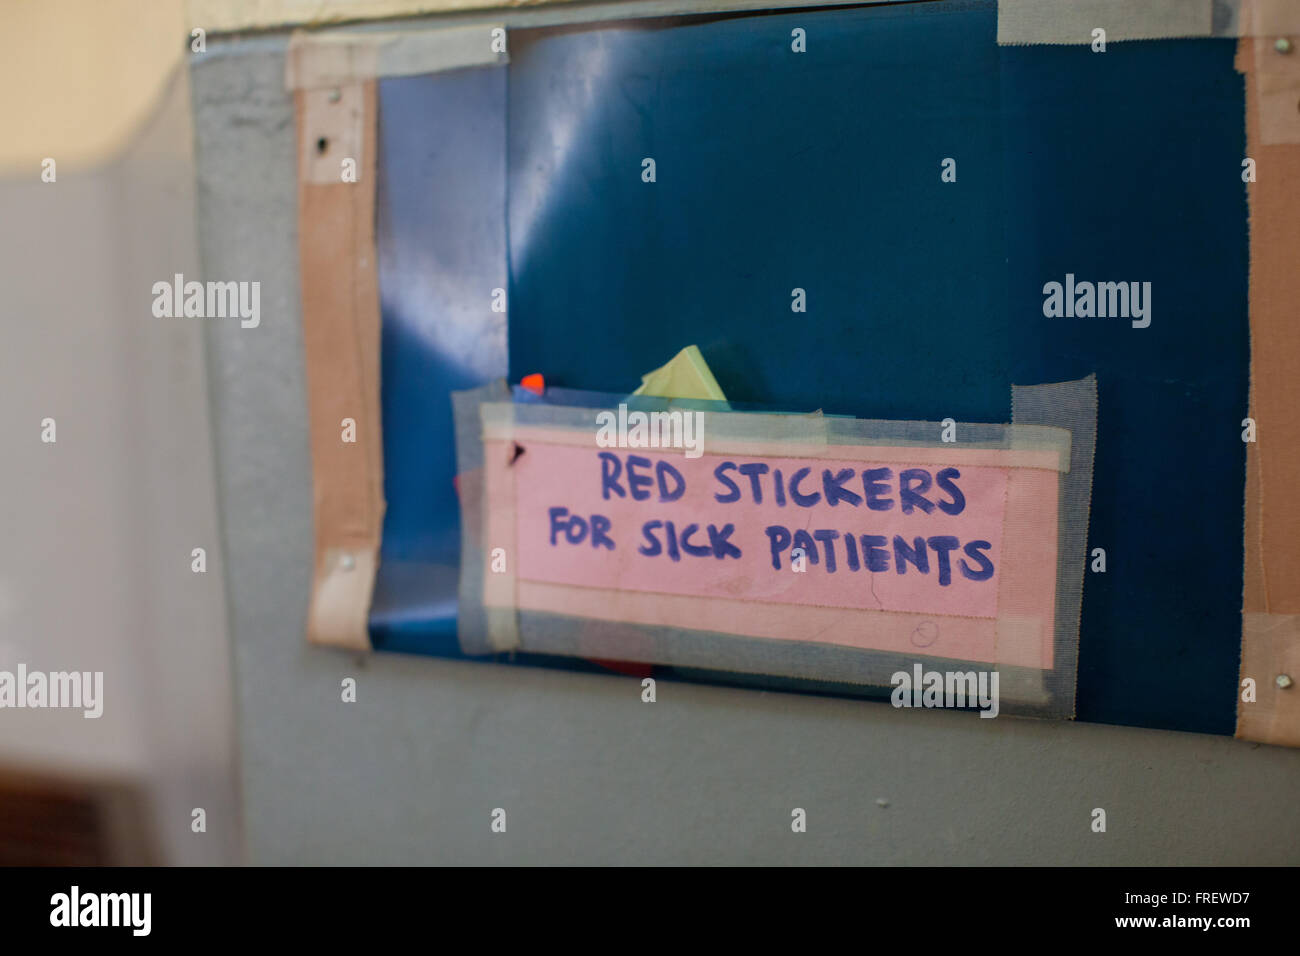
0 0 591 174
0 0 187 175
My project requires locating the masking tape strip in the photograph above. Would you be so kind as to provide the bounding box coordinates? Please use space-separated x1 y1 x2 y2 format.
196 1 924 37
297 80 384 650
1241 36 1300 610
479 400 1072 471
998 0 1300 45
1240 0 1300 37
1010 375 1097 717
1238 614 1300 747
1237 37 1300 745
298 84 365 186
286 25 507 91
998 0 1214 45
483 400 831 449
1249 31 1300 144
512 580 1047 700
481 424 521 652
453 381 509 655
453 379 1094 717
503 582 1044 667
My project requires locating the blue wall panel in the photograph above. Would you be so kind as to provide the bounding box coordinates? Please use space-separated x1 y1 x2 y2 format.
372 0 1249 734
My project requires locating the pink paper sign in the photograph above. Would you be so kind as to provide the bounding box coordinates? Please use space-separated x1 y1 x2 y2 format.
510 442 1012 619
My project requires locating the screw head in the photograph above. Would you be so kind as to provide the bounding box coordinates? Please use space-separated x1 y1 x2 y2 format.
1277 674 1294 690
338 552 356 572
1276 37 1293 54
328 87 342 102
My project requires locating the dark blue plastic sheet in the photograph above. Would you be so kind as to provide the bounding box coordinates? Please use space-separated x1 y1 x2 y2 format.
369 67 508 654
371 0 1248 734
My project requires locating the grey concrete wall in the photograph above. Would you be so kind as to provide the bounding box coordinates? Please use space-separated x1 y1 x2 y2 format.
192 34 1300 866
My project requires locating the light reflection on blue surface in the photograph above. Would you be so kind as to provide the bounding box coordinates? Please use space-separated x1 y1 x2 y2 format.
369 67 508 653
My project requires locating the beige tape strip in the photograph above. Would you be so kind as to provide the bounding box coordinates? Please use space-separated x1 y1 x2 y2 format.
1241 0 1300 36
297 80 384 650
1238 614 1300 747
286 25 507 90
298 84 365 185
1236 38 1300 744
1250 23 1300 143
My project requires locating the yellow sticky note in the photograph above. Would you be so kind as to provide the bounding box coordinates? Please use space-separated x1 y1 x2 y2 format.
631 345 727 402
